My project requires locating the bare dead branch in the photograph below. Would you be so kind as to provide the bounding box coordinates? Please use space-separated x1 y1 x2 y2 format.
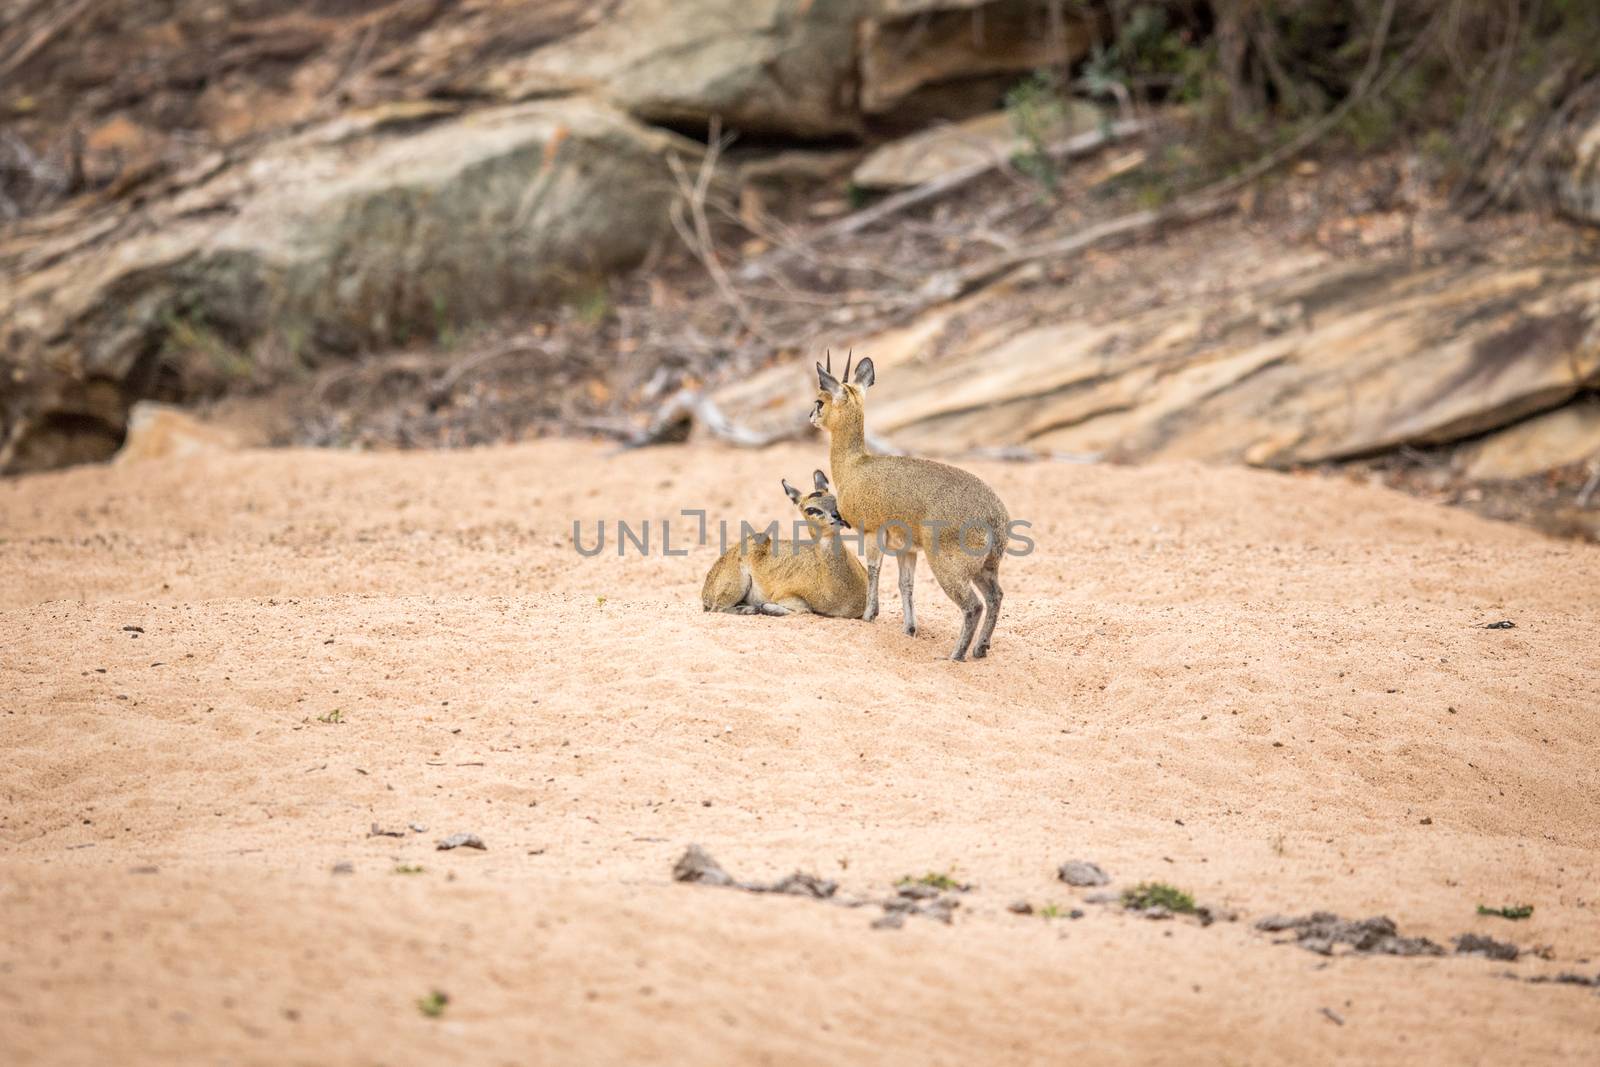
0 0 93 80
1579 462 1600 510
620 387 803 451
737 118 1149 283
667 118 772 344
916 193 1236 307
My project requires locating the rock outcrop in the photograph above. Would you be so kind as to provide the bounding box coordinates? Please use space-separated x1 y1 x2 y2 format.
711 255 1600 470
1 0 1098 474
488 0 1091 135
1 99 698 474
477 0 863 137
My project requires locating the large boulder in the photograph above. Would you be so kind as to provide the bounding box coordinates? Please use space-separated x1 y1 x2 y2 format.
477 0 863 137
477 1 1091 136
0 98 699 474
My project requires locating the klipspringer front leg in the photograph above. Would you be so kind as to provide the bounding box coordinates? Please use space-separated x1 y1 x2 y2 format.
862 535 882 622
897 548 918 636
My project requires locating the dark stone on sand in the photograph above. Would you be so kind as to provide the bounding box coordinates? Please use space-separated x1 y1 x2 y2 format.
1058 861 1110 887
672 844 735 886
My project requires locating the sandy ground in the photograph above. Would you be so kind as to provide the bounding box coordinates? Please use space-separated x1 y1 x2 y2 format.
2 440 1599 1065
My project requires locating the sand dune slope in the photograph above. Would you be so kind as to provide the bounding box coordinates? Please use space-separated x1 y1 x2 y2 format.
2 442 1598 1065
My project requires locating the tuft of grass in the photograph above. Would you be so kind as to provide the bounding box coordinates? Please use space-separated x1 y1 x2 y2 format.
417 990 449 1018
899 871 963 891
1477 904 1533 920
393 864 425 875
1122 881 1196 913
317 709 344 724
1039 903 1064 919
595 595 607 607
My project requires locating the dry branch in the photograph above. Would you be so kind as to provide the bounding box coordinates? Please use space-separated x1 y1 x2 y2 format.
1579 463 1600 510
919 194 1236 306
621 387 799 450
737 118 1149 283
667 119 771 344
0 0 93 80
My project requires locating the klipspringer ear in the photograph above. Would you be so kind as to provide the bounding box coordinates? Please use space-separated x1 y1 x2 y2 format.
782 478 802 504
813 469 829 492
851 356 875 388
816 360 841 398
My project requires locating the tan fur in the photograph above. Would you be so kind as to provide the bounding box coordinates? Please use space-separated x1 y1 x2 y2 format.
700 476 868 619
812 356 1010 659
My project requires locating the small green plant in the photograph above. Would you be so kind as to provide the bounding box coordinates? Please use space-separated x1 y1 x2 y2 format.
317 709 344 724
1039 903 1064 919
431 290 457 349
1477 904 1533 920
1122 881 1196 913
595 595 607 607
1005 71 1067 194
575 284 611 327
417 990 449 1018
1081 4 1208 106
393 864 425 875
899 871 963 891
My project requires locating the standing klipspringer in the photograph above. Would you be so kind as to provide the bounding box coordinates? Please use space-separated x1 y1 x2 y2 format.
811 352 1010 660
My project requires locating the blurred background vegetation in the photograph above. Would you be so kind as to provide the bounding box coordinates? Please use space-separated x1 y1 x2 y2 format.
2 0 1598 533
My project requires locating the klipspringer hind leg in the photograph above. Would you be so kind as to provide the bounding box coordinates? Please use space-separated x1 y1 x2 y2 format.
971 552 1004 659
930 555 984 661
